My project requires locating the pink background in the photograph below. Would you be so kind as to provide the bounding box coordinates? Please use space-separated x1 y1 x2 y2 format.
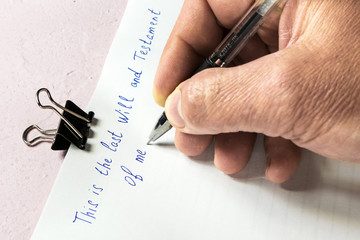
0 1 128 239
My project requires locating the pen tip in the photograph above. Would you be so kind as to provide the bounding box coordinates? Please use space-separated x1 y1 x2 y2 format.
147 139 152 145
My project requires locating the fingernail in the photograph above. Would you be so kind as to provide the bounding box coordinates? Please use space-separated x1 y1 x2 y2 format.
153 88 167 107
165 89 185 128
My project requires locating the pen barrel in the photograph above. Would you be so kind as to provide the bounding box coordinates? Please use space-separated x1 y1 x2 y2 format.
210 0 284 67
194 58 218 74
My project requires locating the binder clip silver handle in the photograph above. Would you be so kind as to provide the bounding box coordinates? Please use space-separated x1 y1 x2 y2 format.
36 88 85 139
22 88 94 150
22 125 56 146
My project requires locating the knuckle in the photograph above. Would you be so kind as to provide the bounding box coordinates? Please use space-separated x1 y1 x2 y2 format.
252 58 297 136
181 69 236 133
181 77 209 126
275 52 360 144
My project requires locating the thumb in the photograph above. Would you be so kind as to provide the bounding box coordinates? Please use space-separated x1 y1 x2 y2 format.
164 45 306 139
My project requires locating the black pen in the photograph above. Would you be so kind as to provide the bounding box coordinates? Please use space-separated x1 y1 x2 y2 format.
148 0 284 144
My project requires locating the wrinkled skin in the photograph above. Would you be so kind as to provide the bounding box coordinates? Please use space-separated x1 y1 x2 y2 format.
153 0 360 183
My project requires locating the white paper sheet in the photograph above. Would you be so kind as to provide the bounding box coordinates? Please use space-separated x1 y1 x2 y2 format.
31 0 360 239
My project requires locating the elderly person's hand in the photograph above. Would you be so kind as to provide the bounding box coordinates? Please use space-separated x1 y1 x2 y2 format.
153 0 360 183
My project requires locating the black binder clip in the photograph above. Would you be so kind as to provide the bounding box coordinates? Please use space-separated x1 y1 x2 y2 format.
22 88 94 150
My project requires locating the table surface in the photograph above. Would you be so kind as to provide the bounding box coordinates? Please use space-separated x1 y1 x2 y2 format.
0 1 128 239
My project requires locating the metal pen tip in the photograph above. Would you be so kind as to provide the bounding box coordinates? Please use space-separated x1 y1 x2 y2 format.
147 111 173 145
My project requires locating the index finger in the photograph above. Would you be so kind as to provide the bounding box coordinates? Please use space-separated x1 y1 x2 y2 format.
153 0 254 106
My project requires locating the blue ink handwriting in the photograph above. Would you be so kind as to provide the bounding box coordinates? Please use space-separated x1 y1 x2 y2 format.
101 130 124 152
133 8 160 61
121 165 143 187
95 158 113 176
128 67 143 88
116 95 134 124
135 149 146 164
73 184 103 224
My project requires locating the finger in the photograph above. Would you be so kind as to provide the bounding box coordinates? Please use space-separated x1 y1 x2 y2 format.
153 0 257 106
209 0 282 52
174 130 213 157
214 132 256 175
153 0 223 106
257 2 284 52
231 34 270 66
164 45 306 138
207 0 253 28
264 136 301 183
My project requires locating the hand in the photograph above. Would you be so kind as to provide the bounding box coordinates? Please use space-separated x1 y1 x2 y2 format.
153 0 360 183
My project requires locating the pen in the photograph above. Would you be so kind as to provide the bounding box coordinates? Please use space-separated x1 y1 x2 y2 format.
148 0 284 144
